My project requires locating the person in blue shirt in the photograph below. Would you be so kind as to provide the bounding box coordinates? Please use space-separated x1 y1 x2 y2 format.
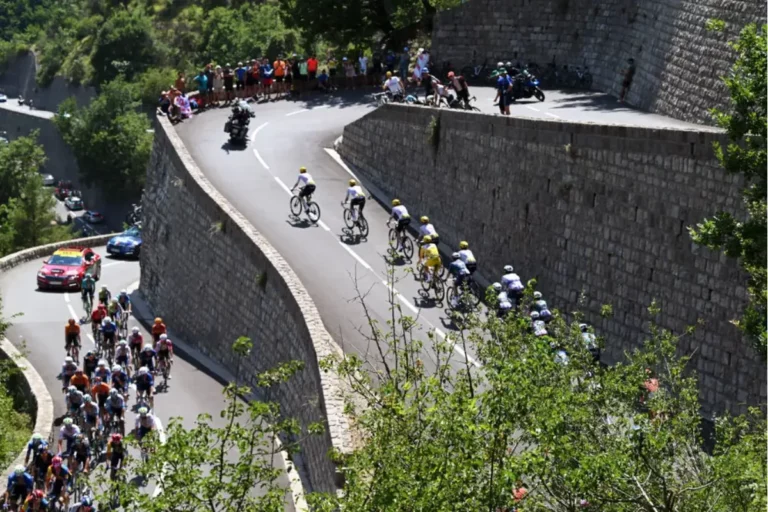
24 433 45 465
531 291 553 322
317 70 330 92
117 290 131 314
193 70 209 108
448 252 472 308
100 317 117 352
235 62 247 98
494 68 513 115
4 466 34 509
259 59 273 101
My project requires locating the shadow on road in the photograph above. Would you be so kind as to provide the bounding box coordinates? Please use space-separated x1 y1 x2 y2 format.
549 93 639 113
220 141 248 154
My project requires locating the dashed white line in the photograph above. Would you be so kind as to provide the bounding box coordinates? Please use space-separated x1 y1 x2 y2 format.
253 149 270 170
86 334 95 346
102 261 126 268
397 294 419 315
273 176 292 195
64 293 70 303
286 109 309 117
339 242 371 270
545 112 561 119
250 122 269 142
526 106 540 112
67 304 79 320
318 220 331 232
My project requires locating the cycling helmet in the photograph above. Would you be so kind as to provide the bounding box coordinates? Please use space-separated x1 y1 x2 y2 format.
101 285 108 291
579 323 588 332
33 490 44 499
110 298 118 304
143 345 153 352
112 365 122 373
109 388 119 396
118 339 127 346
423 235 432 243
505 61 512 67
65 356 74 364
98 359 107 366
32 433 43 441
92 376 101 383
530 311 540 319
459 241 469 249
299 166 307 173
139 366 149 375
497 61 504 68
74 433 84 442
533 291 542 299
81 495 93 506
391 199 401 206
68 318 76 325
104 318 113 325
84 395 92 403
154 318 162 324
138 407 149 416
492 282 502 292
159 334 167 341
132 327 140 334
447 71 455 78
63 417 73 426
504 265 514 273
452 252 460 259
68 386 77 393
120 289 127 295
37 442 48 453
386 71 392 78
52 456 63 467
85 350 93 357
75 368 83 374
421 67 429 74
111 433 122 443
420 216 429 224
13 465 25 475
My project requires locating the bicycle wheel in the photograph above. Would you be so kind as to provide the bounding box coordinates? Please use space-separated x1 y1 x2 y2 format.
446 286 457 310
307 202 321 223
72 345 80 364
358 217 369 238
419 267 431 292
289 196 302 217
343 208 355 229
402 236 414 260
434 278 445 303
388 228 398 246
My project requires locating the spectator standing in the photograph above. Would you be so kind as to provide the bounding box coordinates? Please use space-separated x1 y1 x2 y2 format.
291 56 302 93
307 55 318 80
244 59 255 98
358 53 368 86
273 55 287 97
328 53 338 86
174 71 186 93
343 57 356 88
193 69 208 108
619 57 636 103
494 68 512 115
223 64 234 104
399 47 410 82
204 63 215 107
371 53 382 86
260 57 274 101
299 56 308 83
213 65 224 105
235 62 246 98
285 57 294 97
317 69 330 91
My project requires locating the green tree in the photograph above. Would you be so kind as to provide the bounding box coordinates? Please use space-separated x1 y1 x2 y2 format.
90 7 156 84
691 23 767 356
55 78 153 195
93 337 322 511
0 131 47 205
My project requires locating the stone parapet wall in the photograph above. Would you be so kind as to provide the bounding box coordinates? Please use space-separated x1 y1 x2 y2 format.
431 0 766 125
139 116 352 493
339 104 765 416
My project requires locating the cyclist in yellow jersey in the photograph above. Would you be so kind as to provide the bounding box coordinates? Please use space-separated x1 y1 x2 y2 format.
419 235 441 282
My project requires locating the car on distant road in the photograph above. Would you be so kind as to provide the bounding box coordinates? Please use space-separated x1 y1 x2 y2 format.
106 225 142 258
0 93 6 102
64 195 84 211
37 246 101 290
41 173 55 186
55 182 73 200
83 210 104 224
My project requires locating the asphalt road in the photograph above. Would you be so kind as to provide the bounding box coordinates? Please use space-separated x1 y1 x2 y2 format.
0 247 296 509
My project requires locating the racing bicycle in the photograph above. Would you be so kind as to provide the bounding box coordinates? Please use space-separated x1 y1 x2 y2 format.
420 265 445 303
388 226 414 260
117 309 130 338
342 202 369 238
81 292 93 315
290 191 321 224
446 275 482 311
67 338 81 364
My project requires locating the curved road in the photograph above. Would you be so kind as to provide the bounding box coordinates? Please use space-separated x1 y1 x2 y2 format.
176 87 706 371
0 248 296 509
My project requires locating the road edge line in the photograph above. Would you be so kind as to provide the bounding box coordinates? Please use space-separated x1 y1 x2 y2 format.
0 336 55 474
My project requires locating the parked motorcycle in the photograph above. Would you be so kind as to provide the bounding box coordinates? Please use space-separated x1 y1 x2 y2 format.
510 70 545 102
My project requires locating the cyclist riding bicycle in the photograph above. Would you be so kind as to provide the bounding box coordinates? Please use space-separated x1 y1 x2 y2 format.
342 179 366 222
21 488 49 511
135 407 156 442
71 495 96 512
386 199 410 250
530 311 548 337
91 376 111 410
80 274 95 306
107 298 122 322
106 434 125 480
138 345 157 374
98 286 111 306
71 434 91 475
60 357 78 392
458 241 477 274
155 334 174 379
151 318 166 343
418 235 441 283
134 367 155 407
105 389 126 426
492 282 513 318
501 265 525 306
448 252 471 307
93 360 111 384
4 466 34 510
82 351 98 380
58 417 81 457
24 433 45 466
80 395 99 436
290 167 317 213
65 386 85 417
100 318 117 353
65 318 81 354
580 323 600 362
111 365 129 397
45 456 71 509
70 369 89 394
418 216 439 245
31 443 52 486
531 291 553 322
117 290 131 314
114 341 132 377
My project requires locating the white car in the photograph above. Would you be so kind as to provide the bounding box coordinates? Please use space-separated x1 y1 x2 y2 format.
41 174 55 186
0 93 7 103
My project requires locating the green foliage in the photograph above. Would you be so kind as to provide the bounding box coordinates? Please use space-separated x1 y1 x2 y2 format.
0 131 46 205
309 264 767 511
137 67 177 105
55 78 153 195
92 336 319 512
691 23 767 356
90 7 156 84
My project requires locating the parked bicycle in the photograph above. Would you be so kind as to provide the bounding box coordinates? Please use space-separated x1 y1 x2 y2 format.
289 191 321 224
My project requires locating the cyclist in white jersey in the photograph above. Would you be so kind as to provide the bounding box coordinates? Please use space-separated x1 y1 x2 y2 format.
342 179 366 221
458 241 477 273
382 71 404 99
501 264 524 304
418 216 439 245
290 166 316 212
386 199 411 249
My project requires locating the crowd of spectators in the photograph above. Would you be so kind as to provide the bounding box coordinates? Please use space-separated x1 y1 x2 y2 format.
157 47 431 122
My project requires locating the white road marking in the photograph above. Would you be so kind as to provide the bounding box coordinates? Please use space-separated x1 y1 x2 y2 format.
250 122 269 142
87 334 95 346
526 106 540 112
545 112 561 119
339 243 371 270
102 261 126 268
253 149 270 170
397 294 419 315
64 293 70 303
274 176 292 195
286 109 309 117
67 304 79 320
435 328 482 368
127 281 139 294
318 220 331 232
324 148 360 181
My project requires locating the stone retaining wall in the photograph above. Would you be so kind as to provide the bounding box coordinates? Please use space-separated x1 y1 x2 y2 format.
431 0 766 125
139 116 352 493
339 104 765 416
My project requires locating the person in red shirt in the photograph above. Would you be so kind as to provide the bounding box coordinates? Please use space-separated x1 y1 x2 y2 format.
91 304 107 343
307 55 318 81
151 317 167 342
